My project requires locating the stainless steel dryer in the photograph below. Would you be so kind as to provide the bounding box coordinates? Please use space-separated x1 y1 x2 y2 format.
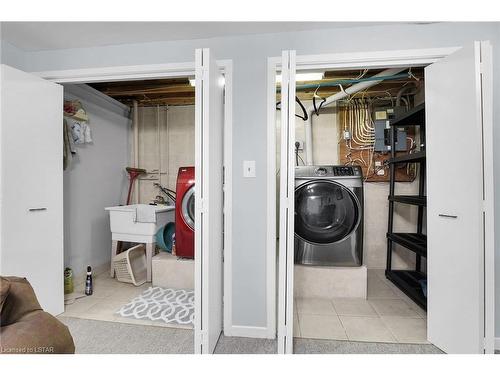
294 165 364 267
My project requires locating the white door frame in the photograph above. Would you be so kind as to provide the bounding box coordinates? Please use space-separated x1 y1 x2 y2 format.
267 46 495 352
33 60 234 342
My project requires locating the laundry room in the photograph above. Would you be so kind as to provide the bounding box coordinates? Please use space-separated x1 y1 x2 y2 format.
275 65 428 344
61 76 198 330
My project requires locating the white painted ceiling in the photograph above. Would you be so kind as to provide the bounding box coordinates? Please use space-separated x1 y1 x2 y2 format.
0 22 391 51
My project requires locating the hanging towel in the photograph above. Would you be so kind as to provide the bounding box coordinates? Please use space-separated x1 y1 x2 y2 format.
63 119 74 170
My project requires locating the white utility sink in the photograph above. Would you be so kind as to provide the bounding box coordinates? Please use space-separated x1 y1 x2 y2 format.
105 204 175 242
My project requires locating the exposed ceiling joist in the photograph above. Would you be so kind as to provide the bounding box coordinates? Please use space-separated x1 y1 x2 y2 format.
88 67 424 107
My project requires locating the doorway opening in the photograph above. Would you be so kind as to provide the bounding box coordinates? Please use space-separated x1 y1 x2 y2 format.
35 54 233 354
61 76 199 331
276 64 428 344
269 44 494 354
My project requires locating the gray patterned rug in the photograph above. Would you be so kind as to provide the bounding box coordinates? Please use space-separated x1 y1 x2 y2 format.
116 287 194 327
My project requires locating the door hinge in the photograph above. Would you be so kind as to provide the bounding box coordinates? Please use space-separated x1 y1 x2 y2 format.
479 60 485 74
198 199 205 212
482 199 487 212
197 331 206 346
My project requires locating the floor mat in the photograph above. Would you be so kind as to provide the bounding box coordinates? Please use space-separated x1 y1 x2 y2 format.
116 286 194 327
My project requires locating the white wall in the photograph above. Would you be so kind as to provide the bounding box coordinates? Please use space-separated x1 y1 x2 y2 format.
1 22 498 336
63 84 130 281
136 105 195 204
0 40 26 69
294 102 339 165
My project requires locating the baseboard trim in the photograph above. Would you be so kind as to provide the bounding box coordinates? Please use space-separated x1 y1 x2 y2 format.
495 337 500 351
225 325 275 339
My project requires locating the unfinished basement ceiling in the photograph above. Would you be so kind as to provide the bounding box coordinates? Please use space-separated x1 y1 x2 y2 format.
89 78 195 107
88 67 424 107
280 67 425 101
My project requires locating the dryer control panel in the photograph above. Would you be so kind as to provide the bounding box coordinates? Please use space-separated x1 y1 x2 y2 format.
296 165 362 178
333 166 356 176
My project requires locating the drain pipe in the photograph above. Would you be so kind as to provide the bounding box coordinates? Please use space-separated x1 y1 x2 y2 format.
303 67 407 165
133 100 139 204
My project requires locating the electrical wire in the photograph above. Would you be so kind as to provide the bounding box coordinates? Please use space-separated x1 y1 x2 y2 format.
276 96 309 121
154 182 176 203
312 86 326 116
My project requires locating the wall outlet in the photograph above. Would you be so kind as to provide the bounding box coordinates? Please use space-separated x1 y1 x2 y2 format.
243 160 256 178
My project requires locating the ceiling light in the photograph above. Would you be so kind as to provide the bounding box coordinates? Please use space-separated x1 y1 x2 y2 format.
189 77 225 87
276 72 324 83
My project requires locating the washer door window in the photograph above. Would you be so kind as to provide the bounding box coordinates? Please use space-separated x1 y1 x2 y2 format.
295 180 359 244
182 185 195 230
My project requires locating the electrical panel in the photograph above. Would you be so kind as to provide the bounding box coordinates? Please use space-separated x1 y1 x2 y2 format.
374 108 407 152
338 104 416 183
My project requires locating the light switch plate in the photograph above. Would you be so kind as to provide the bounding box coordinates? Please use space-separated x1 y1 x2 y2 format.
243 160 256 178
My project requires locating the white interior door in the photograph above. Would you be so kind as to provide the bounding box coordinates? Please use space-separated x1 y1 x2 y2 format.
194 48 224 354
0 64 64 315
425 41 494 353
277 50 296 354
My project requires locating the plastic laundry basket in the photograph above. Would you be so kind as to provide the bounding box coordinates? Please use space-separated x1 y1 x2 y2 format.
112 244 147 286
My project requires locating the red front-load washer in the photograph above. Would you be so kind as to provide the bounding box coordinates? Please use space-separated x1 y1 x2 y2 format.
175 167 195 258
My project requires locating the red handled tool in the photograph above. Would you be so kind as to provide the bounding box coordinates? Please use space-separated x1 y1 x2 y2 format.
125 167 146 205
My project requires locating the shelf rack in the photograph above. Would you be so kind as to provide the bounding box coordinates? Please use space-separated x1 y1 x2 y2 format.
386 103 427 310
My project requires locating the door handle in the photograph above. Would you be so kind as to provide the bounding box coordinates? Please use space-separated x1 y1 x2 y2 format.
28 207 47 212
438 213 457 219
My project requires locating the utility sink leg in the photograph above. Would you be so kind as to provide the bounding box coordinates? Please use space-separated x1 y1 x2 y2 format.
146 242 155 283
110 240 119 278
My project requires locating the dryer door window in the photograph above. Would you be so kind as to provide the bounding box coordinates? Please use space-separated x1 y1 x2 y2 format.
182 185 195 229
295 180 359 244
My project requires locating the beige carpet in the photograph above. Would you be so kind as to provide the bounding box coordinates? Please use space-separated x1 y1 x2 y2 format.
58 316 443 354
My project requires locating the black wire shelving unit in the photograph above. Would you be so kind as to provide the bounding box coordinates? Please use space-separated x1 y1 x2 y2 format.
386 103 427 310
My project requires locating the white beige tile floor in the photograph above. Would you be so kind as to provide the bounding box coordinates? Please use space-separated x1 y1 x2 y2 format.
294 268 428 344
60 272 192 330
